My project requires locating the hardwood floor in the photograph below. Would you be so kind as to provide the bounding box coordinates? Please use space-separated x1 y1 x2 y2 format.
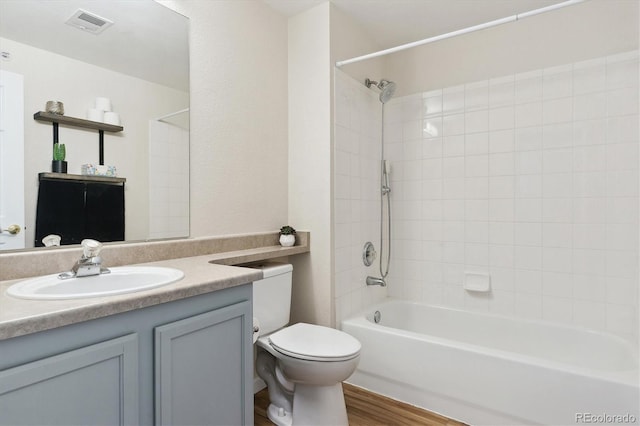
254 383 466 426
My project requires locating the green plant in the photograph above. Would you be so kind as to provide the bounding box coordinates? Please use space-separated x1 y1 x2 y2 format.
279 225 296 235
53 143 66 161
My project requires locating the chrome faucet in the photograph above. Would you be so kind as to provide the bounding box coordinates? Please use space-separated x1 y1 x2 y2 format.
59 239 111 280
366 276 386 287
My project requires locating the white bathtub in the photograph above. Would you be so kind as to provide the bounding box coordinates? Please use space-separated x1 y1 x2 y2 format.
342 299 639 425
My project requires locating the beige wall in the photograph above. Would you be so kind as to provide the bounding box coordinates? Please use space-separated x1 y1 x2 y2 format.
286 3 388 327
171 0 289 237
288 3 332 326
383 0 639 96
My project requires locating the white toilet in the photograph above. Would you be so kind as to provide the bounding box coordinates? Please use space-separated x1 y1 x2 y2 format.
251 263 361 426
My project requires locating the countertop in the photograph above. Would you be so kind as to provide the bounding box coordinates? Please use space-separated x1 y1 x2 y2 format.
0 255 262 341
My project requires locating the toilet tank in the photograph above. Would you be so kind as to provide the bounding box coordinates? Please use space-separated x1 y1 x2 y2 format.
250 262 293 336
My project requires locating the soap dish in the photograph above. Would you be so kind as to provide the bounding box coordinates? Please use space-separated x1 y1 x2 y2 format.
463 272 491 292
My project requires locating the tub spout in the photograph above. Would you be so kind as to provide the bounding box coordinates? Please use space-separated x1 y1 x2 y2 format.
366 276 386 287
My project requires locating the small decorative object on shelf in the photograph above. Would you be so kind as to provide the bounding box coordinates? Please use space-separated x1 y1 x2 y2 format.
279 225 296 247
52 142 67 173
45 101 64 115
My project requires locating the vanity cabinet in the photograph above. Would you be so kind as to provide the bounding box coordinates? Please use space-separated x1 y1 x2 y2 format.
0 334 139 425
0 284 253 426
155 302 250 426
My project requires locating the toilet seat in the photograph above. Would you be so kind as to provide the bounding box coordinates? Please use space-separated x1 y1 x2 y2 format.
268 322 361 362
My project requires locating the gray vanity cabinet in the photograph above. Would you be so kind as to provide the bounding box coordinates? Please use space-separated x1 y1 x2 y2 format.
155 301 251 426
0 334 138 426
0 284 254 426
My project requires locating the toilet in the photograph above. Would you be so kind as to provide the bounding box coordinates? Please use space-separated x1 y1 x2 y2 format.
251 262 361 426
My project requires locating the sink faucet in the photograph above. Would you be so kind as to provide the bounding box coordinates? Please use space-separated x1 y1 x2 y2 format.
59 239 111 280
366 276 386 287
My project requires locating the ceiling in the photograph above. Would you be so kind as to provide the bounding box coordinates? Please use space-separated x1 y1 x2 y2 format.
263 0 568 50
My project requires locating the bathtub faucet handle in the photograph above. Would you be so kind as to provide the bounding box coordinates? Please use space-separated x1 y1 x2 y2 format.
366 276 386 287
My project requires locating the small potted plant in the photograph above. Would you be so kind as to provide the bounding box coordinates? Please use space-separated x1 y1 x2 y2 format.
52 142 67 173
279 226 296 247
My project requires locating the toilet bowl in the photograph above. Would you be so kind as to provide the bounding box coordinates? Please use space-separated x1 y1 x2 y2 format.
251 263 361 426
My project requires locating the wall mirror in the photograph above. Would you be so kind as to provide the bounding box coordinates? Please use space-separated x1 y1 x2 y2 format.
0 0 190 251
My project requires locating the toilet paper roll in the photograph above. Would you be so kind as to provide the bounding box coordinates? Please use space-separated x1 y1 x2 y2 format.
103 111 121 126
87 108 104 122
252 317 260 344
95 97 112 112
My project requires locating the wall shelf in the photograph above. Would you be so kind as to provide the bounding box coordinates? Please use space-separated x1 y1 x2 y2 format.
34 111 124 166
33 111 123 132
39 172 126 185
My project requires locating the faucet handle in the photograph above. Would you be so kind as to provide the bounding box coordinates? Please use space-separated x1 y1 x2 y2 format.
81 239 103 258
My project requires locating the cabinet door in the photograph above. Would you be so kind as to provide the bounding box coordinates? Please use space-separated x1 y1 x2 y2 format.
0 334 139 426
155 301 253 426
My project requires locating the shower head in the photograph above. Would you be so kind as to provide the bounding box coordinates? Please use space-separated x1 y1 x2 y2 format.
365 78 397 103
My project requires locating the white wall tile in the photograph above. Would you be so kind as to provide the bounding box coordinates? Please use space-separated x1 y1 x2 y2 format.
489 152 515 176
489 222 514 245
515 102 543 128
574 119 606 146
489 129 514 153
543 97 573 124
465 81 488 111
543 223 572 248
443 86 465 114
489 106 514 131
607 88 639 116
465 132 489 155
543 69 572 100
514 72 543 103
607 59 639 90
465 110 489 134
543 123 573 149
573 92 606 121
424 93 443 117
489 176 515 198
573 58 606 95
443 135 465 157
366 52 638 340
515 222 542 246
464 155 487 177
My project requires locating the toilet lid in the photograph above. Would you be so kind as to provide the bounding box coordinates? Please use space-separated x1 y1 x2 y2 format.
268 323 361 362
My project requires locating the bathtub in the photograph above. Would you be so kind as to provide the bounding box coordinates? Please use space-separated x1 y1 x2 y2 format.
342 299 639 425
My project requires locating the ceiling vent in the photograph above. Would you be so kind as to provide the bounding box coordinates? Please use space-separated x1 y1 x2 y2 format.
65 9 113 35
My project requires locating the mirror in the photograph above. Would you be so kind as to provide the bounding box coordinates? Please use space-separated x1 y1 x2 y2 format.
0 0 189 250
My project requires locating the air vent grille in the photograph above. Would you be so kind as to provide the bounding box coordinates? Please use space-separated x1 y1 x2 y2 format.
66 9 113 34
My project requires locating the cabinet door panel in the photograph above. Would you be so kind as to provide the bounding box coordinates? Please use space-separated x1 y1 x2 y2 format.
0 334 138 426
155 301 252 426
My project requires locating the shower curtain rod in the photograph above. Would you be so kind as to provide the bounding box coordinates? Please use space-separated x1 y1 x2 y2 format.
335 0 586 68
156 108 190 121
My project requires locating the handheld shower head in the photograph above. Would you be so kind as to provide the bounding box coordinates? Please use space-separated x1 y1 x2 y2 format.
365 78 397 103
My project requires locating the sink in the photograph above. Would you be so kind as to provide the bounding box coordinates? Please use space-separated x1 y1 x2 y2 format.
6 266 184 300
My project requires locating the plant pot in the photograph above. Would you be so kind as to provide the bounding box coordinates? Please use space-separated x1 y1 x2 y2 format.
51 160 67 173
279 234 295 247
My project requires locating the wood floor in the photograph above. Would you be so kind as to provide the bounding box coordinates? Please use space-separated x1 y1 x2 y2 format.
254 383 466 426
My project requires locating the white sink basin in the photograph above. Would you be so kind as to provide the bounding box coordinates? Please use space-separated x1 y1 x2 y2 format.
6 266 184 300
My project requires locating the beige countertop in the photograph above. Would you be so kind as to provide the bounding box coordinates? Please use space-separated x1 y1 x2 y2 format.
0 255 261 341
0 231 310 341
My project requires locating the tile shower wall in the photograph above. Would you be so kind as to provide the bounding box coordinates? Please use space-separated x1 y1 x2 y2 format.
385 51 639 342
334 69 388 323
148 120 190 240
